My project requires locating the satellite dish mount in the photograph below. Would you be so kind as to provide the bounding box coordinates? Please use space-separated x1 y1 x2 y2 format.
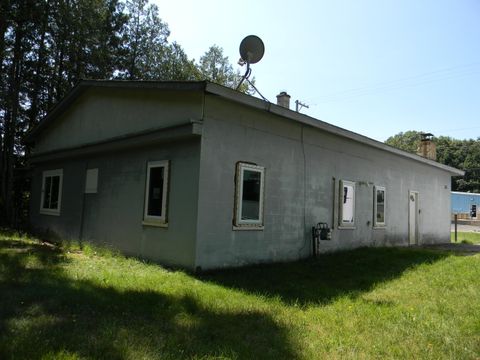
236 35 265 92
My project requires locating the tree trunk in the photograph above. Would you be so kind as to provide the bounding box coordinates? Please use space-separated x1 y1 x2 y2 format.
1 7 25 225
28 1 50 129
0 0 10 223
0 0 10 69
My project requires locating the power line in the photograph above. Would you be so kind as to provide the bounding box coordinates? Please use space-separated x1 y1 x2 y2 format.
314 70 480 103
434 126 480 133
306 61 480 104
313 62 480 99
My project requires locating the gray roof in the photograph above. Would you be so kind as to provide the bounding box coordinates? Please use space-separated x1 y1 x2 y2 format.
25 80 464 176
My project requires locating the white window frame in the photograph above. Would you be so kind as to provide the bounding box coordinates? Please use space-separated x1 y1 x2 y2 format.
339 180 355 227
40 169 63 216
374 185 386 227
143 160 169 225
234 162 265 229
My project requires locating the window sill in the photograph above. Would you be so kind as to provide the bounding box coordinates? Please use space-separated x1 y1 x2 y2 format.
40 210 61 216
338 226 356 230
142 220 168 228
373 225 386 229
233 225 264 231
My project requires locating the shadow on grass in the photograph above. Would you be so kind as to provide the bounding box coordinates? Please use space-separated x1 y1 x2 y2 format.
0 238 296 359
199 247 450 307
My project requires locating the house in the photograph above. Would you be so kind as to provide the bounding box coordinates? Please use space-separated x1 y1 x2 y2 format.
451 191 480 219
26 80 464 270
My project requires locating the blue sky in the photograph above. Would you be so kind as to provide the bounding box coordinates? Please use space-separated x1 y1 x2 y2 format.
152 0 480 142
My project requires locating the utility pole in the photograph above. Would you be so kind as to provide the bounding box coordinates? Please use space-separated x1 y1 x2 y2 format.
295 100 309 113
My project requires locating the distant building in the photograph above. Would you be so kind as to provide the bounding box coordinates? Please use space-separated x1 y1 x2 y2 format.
451 191 480 219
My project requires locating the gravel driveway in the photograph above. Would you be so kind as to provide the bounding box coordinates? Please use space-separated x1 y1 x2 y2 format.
450 223 480 233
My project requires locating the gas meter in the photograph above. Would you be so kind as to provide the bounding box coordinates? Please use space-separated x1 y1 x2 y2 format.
312 222 331 242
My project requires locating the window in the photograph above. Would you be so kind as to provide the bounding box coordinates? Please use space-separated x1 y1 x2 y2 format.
85 168 98 193
339 180 355 227
234 162 265 228
40 169 63 216
374 186 386 227
143 160 169 224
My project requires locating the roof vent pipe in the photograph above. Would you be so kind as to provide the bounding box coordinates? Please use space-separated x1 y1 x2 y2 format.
276 91 290 109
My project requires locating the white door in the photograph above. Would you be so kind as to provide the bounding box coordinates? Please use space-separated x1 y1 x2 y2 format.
409 191 419 245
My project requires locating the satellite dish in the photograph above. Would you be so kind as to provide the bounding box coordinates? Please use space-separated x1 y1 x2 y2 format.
236 35 267 99
239 35 265 64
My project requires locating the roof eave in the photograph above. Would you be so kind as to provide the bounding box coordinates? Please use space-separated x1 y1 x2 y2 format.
26 80 465 177
24 80 208 144
204 82 465 176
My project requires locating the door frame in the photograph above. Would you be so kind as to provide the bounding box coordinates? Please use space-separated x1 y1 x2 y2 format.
408 191 419 245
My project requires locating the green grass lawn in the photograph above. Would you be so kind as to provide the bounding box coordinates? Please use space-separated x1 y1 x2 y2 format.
451 231 480 244
1 231 479 359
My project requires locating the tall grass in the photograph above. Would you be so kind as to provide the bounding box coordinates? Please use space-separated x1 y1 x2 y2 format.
1 232 479 359
451 231 480 244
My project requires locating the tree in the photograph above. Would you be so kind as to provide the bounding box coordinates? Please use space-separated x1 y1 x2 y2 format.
197 45 253 94
458 140 480 192
384 130 421 153
160 42 200 80
120 0 169 79
1 0 33 224
198 45 235 86
0 0 258 226
0 0 127 225
118 0 198 81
